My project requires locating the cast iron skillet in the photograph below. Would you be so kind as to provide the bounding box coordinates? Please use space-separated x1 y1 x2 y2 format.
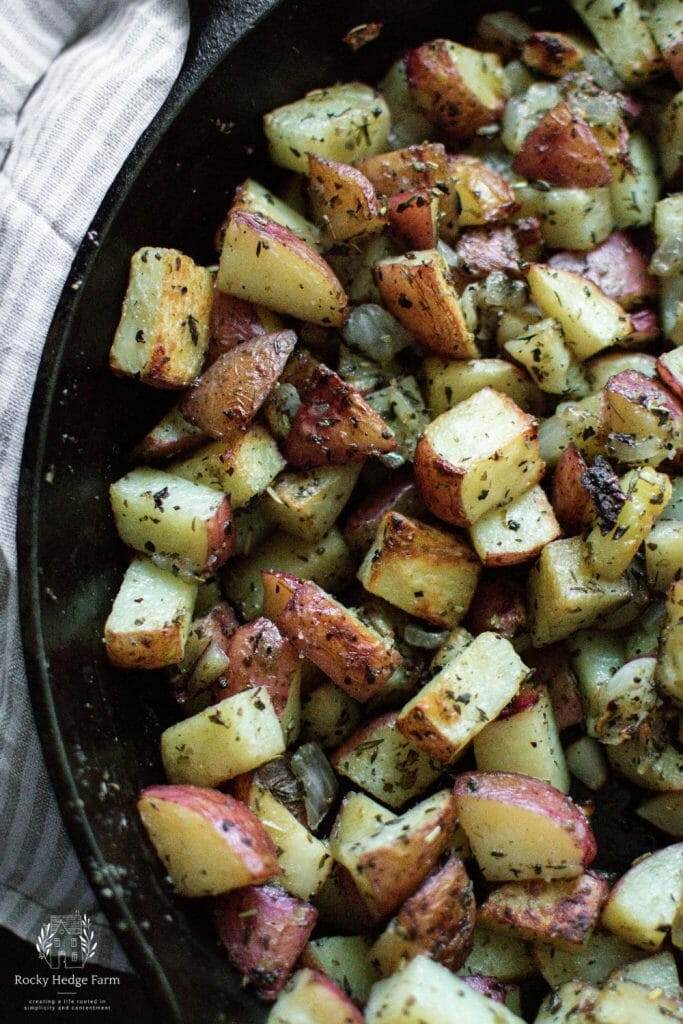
17 1 664 1020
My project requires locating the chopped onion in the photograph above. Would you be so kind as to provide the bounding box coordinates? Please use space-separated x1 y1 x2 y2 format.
582 53 625 93
255 757 303 816
404 623 449 649
437 239 459 268
482 271 527 311
342 303 413 364
290 743 338 831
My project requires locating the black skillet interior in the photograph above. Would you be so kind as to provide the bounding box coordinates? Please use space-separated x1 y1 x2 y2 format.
17 1 664 1021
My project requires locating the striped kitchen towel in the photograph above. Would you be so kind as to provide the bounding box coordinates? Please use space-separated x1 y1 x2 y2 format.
0 0 188 970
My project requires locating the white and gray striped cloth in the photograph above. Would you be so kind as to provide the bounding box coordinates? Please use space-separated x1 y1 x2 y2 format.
0 0 188 970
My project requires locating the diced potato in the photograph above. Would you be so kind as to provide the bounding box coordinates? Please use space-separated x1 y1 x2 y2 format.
645 522 683 593
265 968 363 1024
264 82 390 173
518 184 613 251
602 843 683 950
248 786 332 900
592 979 683 1024
470 485 561 567
522 31 585 77
379 59 436 149
308 156 385 243
301 683 361 750
387 188 440 249
612 950 681 994
658 347 683 399
479 872 608 948
224 526 353 621
173 602 236 712
658 580 683 704
535 930 640 988
586 467 672 579
607 728 683 792
422 357 543 417
501 81 562 153
586 352 657 391
263 464 360 542
366 954 525 1024
659 90 683 183
218 211 347 326
137 785 278 897
104 556 197 669
232 177 321 248
528 264 631 362
648 0 683 84
344 470 424 556
234 498 274 557
533 981 599 1024
397 632 528 763
610 133 660 230
637 792 683 837
133 405 205 463
474 686 569 792
459 925 536 982
170 426 285 508
549 232 658 313
528 537 631 646
603 371 682 467
415 387 544 528
570 0 663 83
660 272 683 345
109 248 212 388
161 687 285 786
442 156 519 234
301 936 379 1005
357 142 449 198
512 102 612 189
504 319 574 396
109 467 234 577
375 250 478 359
331 711 441 810
358 512 480 628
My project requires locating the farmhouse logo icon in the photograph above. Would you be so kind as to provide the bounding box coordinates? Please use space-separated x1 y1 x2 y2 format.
35 913 98 969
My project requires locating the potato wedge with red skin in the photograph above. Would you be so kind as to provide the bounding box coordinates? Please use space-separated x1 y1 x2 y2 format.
282 365 397 468
356 143 449 198
181 330 296 439
513 102 612 188
442 156 520 236
375 250 478 359
551 444 594 533
371 856 475 975
308 155 386 243
604 370 683 441
265 968 363 1024
522 31 584 77
208 291 283 363
658 349 683 400
132 405 206 463
523 645 583 731
214 885 317 1000
467 575 527 639
453 771 597 881
343 468 424 555
548 233 657 311
137 785 279 897
387 189 440 250
219 617 299 718
275 576 402 702
406 39 507 139
479 871 608 949
454 226 521 282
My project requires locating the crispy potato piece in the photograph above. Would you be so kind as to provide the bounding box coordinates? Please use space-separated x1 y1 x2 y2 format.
358 512 480 628
170 426 285 509
344 469 424 555
504 318 575 396
610 132 660 231
133 406 205 463
218 211 347 326
422 357 543 417
275 576 401 702
208 290 284 363
264 464 361 542
460 924 536 983
331 790 456 918
371 857 476 975
180 330 296 438
104 556 197 670
282 365 397 467
551 445 592 533
571 0 664 84
214 885 317 1000
387 188 440 250
548 233 657 311
480 872 607 949
356 143 449 198
266 968 364 1024
137 785 278 897
470 485 561 567
587 352 657 392
441 156 519 237
602 844 683 950
397 632 528 763
513 103 611 188
248 785 332 900
331 711 441 810
522 31 585 77
308 155 385 243
453 770 597 882
375 250 477 359
109 247 212 388
415 387 544 528
604 370 683 466
406 39 508 139
232 177 321 248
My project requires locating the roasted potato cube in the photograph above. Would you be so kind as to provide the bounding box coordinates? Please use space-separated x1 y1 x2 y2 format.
602 843 683 950
414 387 544 528
604 371 682 466
566 737 608 792
331 711 441 810
454 226 521 282
358 512 480 628
441 156 519 236
453 770 597 882
587 352 657 392
170 426 284 508
406 39 508 139
513 103 611 189
173 602 236 711
658 580 683 704
470 485 561 568
137 785 278 897
422 357 543 417
610 133 660 231
275 576 402 702
109 247 212 388
214 885 317 1000
375 250 478 359
248 785 332 900
517 183 613 251
387 188 440 250
109 467 234 577
301 683 362 750
480 872 607 950
308 155 385 243
232 177 321 248
104 556 197 669
265 969 364 1024
593 979 683 1024
356 143 448 198
504 319 575 396
133 405 205 463
263 464 361 542
570 0 663 84
161 687 285 786
208 290 285 363
548 232 657 311
460 924 536 982
264 82 390 173
528 537 631 646
534 931 640 989
301 935 379 1006
218 211 347 326
371 857 476 975
397 632 528 763
551 446 620 535
522 31 585 77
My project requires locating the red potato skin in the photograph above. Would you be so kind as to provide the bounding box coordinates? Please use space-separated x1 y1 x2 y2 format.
466 575 527 639
139 785 280 882
174 602 238 706
453 772 598 869
180 329 297 439
208 291 274 363
606 370 683 421
630 308 659 343
214 884 317 1000
132 413 206 463
294 970 364 1024
522 646 583 731
343 468 423 554
282 365 398 467
445 155 520 229
203 494 237 575
276 578 402 701
387 189 439 249
512 102 612 188
216 617 299 717
308 155 385 242
499 686 542 721
356 143 449 198
552 444 594 534
454 226 521 282
658 354 683 400
460 976 510 1004
548 233 657 311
